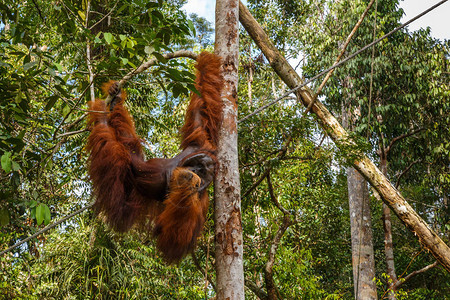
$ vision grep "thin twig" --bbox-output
[395,159,420,189]
[88,0,119,30]
[56,129,89,139]
[386,128,424,154]
[392,261,439,290]
[192,253,216,292]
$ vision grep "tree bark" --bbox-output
[347,168,377,299]
[380,154,398,299]
[238,1,450,272]
[343,102,377,300]
[214,0,245,299]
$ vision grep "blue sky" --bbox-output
[182,0,449,40]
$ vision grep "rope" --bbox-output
[238,0,448,124]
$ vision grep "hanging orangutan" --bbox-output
[86,52,223,263]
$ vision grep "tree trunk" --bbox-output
[214,0,245,299]
[238,1,450,272]
[343,101,377,300]
[347,168,377,299]
[380,154,397,299]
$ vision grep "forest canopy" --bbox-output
[0,0,448,299]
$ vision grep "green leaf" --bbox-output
[166,68,183,81]
[44,95,59,111]
[43,204,51,225]
[0,209,10,227]
[1,152,12,173]
[23,61,38,71]
[188,20,196,36]
[48,67,56,77]
[153,52,167,63]
[104,32,113,44]
[36,203,45,225]
[117,4,128,13]
[78,10,85,21]
[12,161,20,171]
[55,85,70,98]
[53,62,63,72]
[144,45,155,55]
[172,83,184,98]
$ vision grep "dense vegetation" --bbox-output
[1,0,448,298]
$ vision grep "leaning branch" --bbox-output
[238,0,450,272]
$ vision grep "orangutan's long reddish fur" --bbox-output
[86,52,223,263]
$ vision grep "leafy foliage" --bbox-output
[1,0,449,299]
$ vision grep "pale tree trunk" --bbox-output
[347,169,377,299]
[343,102,377,300]
[85,0,95,101]
[380,154,397,299]
[238,1,450,271]
[214,0,245,299]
